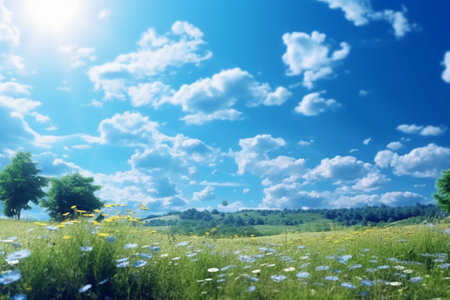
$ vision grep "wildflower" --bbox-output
[124,243,138,249]
[63,235,70,239]
[70,205,77,209]
[360,279,375,287]
[176,241,190,247]
[133,260,147,268]
[140,253,152,259]
[6,249,31,262]
[410,277,423,283]
[387,281,402,286]
[97,233,109,237]
[296,272,310,279]
[252,269,261,274]
[341,282,356,289]
[116,261,129,268]
[99,278,108,285]
[78,284,92,293]
[247,286,256,292]
[284,267,295,272]
[325,276,339,281]
[315,266,330,271]
[349,264,362,270]
[0,270,21,284]
[220,265,236,271]
[94,209,101,213]
[207,268,219,273]
[80,246,93,252]
[377,265,390,269]
[439,263,450,269]
[270,275,287,282]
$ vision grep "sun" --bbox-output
[24,0,81,34]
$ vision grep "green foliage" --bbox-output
[42,173,103,220]
[433,169,450,213]
[0,151,47,220]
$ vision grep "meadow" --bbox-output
[0,207,449,299]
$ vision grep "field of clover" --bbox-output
[0,205,449,300]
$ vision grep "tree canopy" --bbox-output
[42,173,103,220]
[433,169,450,213]
[0,151,48,220]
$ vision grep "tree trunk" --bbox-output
[17,209,21,220]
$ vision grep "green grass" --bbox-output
[0,217,449,299]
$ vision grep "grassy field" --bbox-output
[0,210,449,299]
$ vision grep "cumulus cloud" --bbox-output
[282,31,350,88]
[0,1,20,46]
[442,51,450,83]
[35,152,83,176]
[363,137,371,145]
[305,155,372,183]
[128,82,173,107]
[261,182,327,209]
[396,124,447,136]
[164,68,291,124]
[88,21,212,99]
[350,171,390,192]
[387,141,403,151]
[235,134,305,186]
[193,186,215,201]
[375,143,450,177]
[317,0,413,37]
[332,191,427,208]
[294,91,341,116]
[94,170,188,212]
[60,45,96,68]
[83,111,161,146]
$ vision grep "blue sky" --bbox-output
[1,0,450,219]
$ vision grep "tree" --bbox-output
[433,169,450,213]
[42,173,103,220]
[0,151,48,220]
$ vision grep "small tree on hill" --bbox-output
[433,169,450,213]
[0,151,48,220]
[42,173,103,220]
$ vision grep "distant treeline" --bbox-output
[144,203,443,236]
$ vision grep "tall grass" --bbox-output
[0,216,449,299]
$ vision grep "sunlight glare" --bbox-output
[25,0,81,34]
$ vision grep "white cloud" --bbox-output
[317,0,413,37]
[84,111,161,146]
[351,171,390,192]
[0,95,41,117]
[442,51,450,83]
[317,0,372,26]
[363,137,371,145]
[235,134,305,185]
[128,82,173,107]
[72,144,92,150]
[165,68,291,124]
[397,124,422,134]
[299,138,314,146]
[332,194,379,208]
[0,54,27,75]
[375,143,450,177]
[387,141,403,151]
[261,182,327,209]
[420,125,447,136]
[294,91,341,116]
[379,191,428,206]
[98,9,111,21]
[60,45,96,68]
[0,1,19,46]
[282,31,350,88]
[193,186,215,201]
[88,21,212,99]
[0,81,31,95]
[305,155,372,183]
[358,89,369,96]
[397,124,447,136]
[35,152,82,176]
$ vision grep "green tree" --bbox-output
[0,151,48,220]
[42,173,103,220]
[433,169,450,213]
